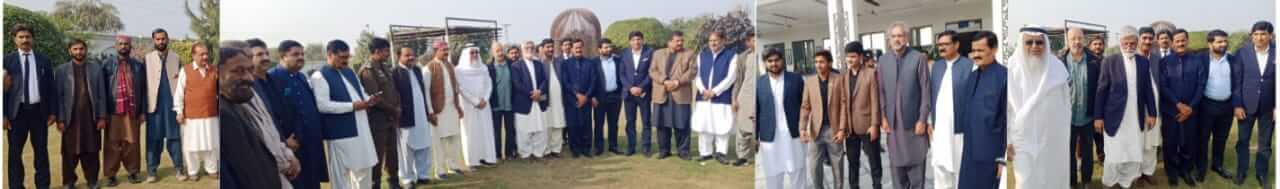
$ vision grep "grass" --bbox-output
[10,123,219,188]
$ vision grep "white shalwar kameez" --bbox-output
[310,67,378,189]
[691,53,738,157]
[173,64,219,176]
[515,59,548,158]
[757,75,805,189]
[1101,55,1145,188]
[397,64,434,185]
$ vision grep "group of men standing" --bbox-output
[754,22,1010,189]
[5,24,220,189]
[1055,21,1277,189]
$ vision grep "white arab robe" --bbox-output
[1006,30,1071,189]
[454,47,498,166]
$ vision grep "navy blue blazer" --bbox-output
[4,52,57,119]
[1156,52,1207,118]
[755,72,803,142]
[1094,55,1158,136]
[958,63,1007,164]
[102,56,148,117]
[393,65,432,128]
[511,59,550,114]
[620,47,653,101]
[595,55,626,103]
[1231,42,1276,115]
[559,56,600,104]
[928,56,973,126]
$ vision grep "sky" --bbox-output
[221,0,750,46]
[1005,0,1275,44]
[7,0,198,38]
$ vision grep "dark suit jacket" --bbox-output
[103,56,147,117]
[1156,52,1207,119]
[928,57,973,126]
[1057,51,1101,123]
[1231,42,1276,115]
[218,98,283,189]
[958,63,1007,164]
[511,59,549,114]
[1094,55,1158,136]
[4,52,57,120]
[559,56,600,107]
[54,61,108,123]
[595,55,626,103]
[620,47,653,102]
[756,72,803,142]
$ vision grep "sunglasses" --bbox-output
[1024,40,1045,46]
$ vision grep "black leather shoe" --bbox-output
[127,173,144,184]
[657,153,672,159]
[105,177,120,187]
[1182,175,1197,187]
[1233,175,1247,185]
[697,155,713,162]
[1213,167,1235,179]
[732,159,749,166]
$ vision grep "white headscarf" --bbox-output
[455,46,493,102]
[1007,26,1072,158]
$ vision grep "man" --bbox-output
[1134,27,1162,184]
[218,46,285,189]
[311,40,380,189]
[1088,35,1108,163]
[356,37,402,189]
[620,31,654,156]
[54,39,108,189]
[1157,30,1174,58]
[692,31,739,164]
[732,31,760,166]
[560,39,600,158]
[560,40,574,62]
[425,41,467,178]
[266,40,329,188]
[537,39,568,158]
[511,44,550,159]
[490,42,518,160]
[840,41,884,189]
[755,49,805,189]
[143,28,187,182]
[246,39,286,129]
[1156,29,1205,186]
[392,46,435,187]
[1231,21,1275,186]
[1006,27,1071,189]
[4,23,57,189]
[1194,30,1236,181]
[799,50,844,189]
[1090,36,1107,59]
[1096,26,1159,188]
[456,44,497,166]
[876,22,931,189]
[173,42,219,180]
[1060,27,1101,187]
[223,40,299,189]
[102,35,147,187]
[955,30,1008,189]
[595,39,625,156]
[649,32,696,160]
[926,30,970,189]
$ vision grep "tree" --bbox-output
[603,17,670,50]
[185,0,218,61]
[305,42,326,61]
[4,4,71,65]
[49,0,123,33]
[697,8,753,53]
[351,30,376,69]
[666,15,709,50]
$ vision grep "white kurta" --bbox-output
[397,64,433,184]
[173,65,219,152]
[930,59,963,188]
[1141,73,1162,175]
[424,61,466,176]
[691,54,740,135]
[455,60,497,166]
[310,68,378,188]
[544,61,567,129]
[1008,57,1071,189]
[516,60,548,157]
[1102,57,1144,188]
[758,75,804,179]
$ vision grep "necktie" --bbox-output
[23,53,31,103]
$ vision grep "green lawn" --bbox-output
[11,124,218,188]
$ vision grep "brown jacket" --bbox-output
[359,61,401,127]
[833,67,881,135]
[799,73,846,141]
[426,60,464,116]
[649,47,697,104]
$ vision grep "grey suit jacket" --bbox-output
[54,61,108,123]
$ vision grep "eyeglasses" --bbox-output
[1024,40,1045,46]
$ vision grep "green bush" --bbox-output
[604,17,671,50]
[4,4,71,66]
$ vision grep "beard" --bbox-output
[220,80,256,104]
